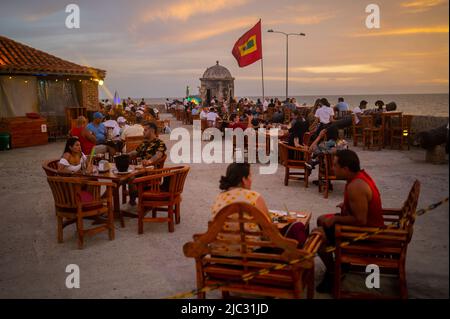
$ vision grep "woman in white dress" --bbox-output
[57,137,91,173]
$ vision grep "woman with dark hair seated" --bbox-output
[57,137,92,174]
[211,163,307,248]
[212,163,269,216]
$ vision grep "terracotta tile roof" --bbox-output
[0,35,106,78]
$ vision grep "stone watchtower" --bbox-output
[199,61,234,106]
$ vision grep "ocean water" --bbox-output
[143,93,449,117]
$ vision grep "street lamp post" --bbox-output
[267,29,305,101]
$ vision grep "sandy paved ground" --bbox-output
[0,114,448,299]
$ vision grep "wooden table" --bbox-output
[269,210,311,234]
[81,164,148,227]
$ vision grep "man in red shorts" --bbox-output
[315,149,384,293]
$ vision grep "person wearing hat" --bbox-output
[86,112,110,155]
[103,115,120,138]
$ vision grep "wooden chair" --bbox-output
[351,114,363,147]
[46,176,116,249]
[183,203,323,299]
[278,132,311,187]
[42,159,62,176]
[42,159,80,177]
[390,115,413,150]
[122,154,167,205]
[133,166,190,233]
[125,135,144,153]
[361,115,383,150]
[334,180,421,299]
[317,153,346,199]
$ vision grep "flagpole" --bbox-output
[260,19,265,101]
[261,57,265,101]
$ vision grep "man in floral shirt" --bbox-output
[127,121,167,205]
[130,121,166,166]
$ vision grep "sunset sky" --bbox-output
[1,0,448,98]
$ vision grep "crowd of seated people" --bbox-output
[69,98,164,159]
[171,96,399,151]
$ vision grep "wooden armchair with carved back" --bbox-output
[183,203,323,299]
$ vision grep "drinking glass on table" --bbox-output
[136,157,143,167]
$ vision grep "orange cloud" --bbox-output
[353,25,449,37]
[418,78,449,84]
[401,0,446,12]
[267,13,334,26]
[139,0,250,23]
[161,17,257,43]
[294,64,388,74]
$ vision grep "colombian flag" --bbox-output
[232,20,262,67]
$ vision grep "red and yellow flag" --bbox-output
[232,20,262,67]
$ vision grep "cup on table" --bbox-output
[136,157,142,166]
[288,211,297,222]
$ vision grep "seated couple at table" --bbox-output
[59,121,166,175]
[211,162,308,247]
